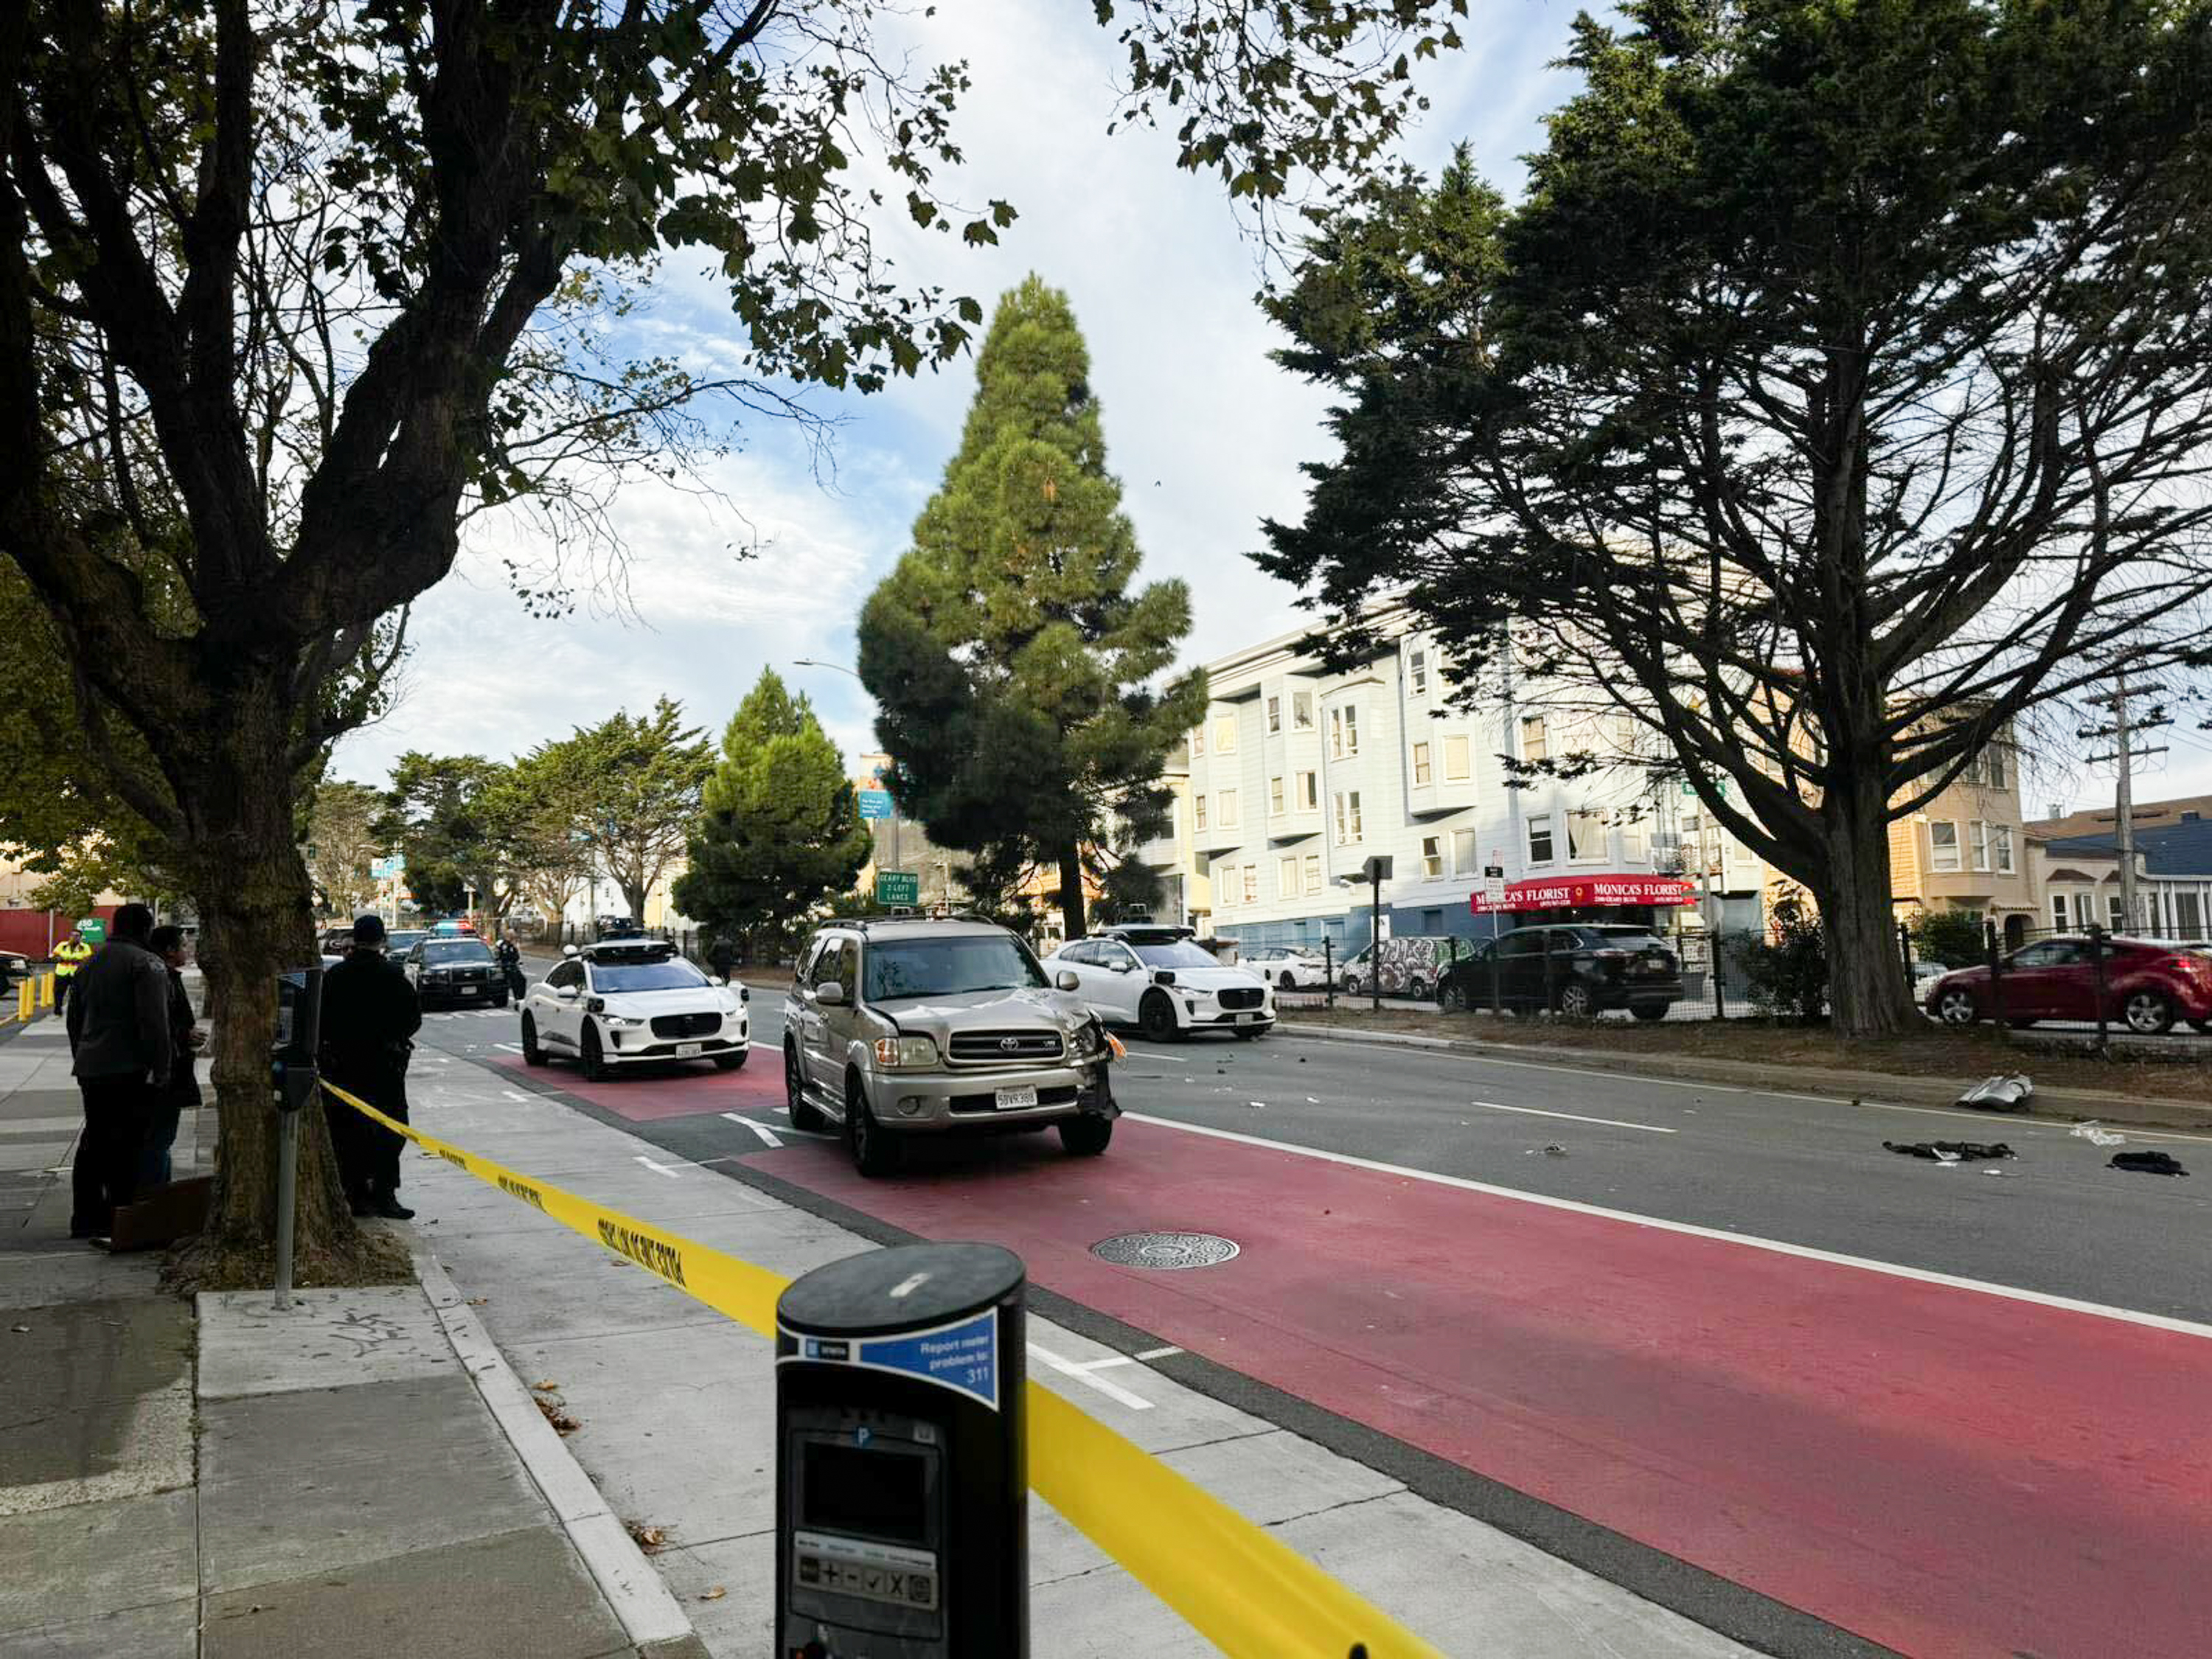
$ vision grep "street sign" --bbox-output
[858,789,894,822]
[1482,874,1507,908]
[76,917,106,944]
[370,854,406,880]
[1483,865,1505,879]
[876,870,919,906]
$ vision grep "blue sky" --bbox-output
[328,0,2211,813]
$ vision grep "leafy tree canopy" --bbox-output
[532,698,713,924]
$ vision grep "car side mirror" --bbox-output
[709,975,726,987]
[554,984,579,1001]
[817,981,846,1006]
[1110,959,1134,975]
[1055,969,1081,992]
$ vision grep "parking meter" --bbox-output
[776,1242,1028,1658]
[271,965,324,1113]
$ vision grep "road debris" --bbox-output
[625,1520,667,1552]
[1884,1140,2015,1163]
[700,1586,726,1601]
[1247,1101,1267,1109]
[533,1394,581,1435]
[2070,1122,2125,1148]
[1957,1074,2033,1112]
[2110,1150,2190,1178]
[1521,1144,1568,1157]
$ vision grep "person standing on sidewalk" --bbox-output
[52,928,94,1015]
[706,933,738,982]
[317,914,422,1220]
[139,925,204,1188]
[63,903,169,1239]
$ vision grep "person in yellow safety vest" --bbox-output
[52,932,94,1015]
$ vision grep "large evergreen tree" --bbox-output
[859,277,1205,941]
[673,670,871,946]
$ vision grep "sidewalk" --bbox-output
[0,1012,704,1659]
[393,1045,1772,1657]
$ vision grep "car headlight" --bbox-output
[600,1015,636,1029]
[872,1035,939,1069]
[1071,1020,1102,1057]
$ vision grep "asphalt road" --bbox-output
[411,987,2212,1659]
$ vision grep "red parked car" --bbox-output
[1926,936,2212,1035]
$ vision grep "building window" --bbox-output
[2179,891,2204,935]
[1218,788,1239,829]
[1303,854,1323,895]
[1293,691,1314,730]
[1443,734,1471,781]
[1966,744,2009,789]
[1214,860,1230,906]
[1295,771,1318,812]
[1191,725,1204,758]
[1527,813,1555,863]
[1520,714,1548,765]
[1969,820,1990,872]
[2051,894,2067,931]
[2109,893,2125,931]
[1242,864,1259,905]
[1330,705,1360,757]
[1266,695,1281,734]
[1992,825,2014,875]
[1193,794,1208,831]
[1409,647,1429,695]
[1452,828,1477,873]
[1333,790,1363,845]
[1412,742,1433,787]
[1568,809,1607,863]
[1929,821,1961,872]
[1279,855,1300,896]
[1215,716,1238,754]
[1421,835,1444,879]
[1269,776,1285,818]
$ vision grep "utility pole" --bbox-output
[2081,667,2172,933]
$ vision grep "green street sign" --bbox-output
[76,918,107,944]
[875,870,919,906]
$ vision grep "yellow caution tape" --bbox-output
[322,1079,1440,1658]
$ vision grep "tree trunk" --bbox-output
[620,877,648,923]
[1057,841,1086,942]
[1816,787,1917,1038]
[177,669,358,1262]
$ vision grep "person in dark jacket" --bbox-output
[706,933,738,981]
[317,914,422,1219]
[139,925,204,1187]
[494,931,525,1001]
[64,903,169,1239]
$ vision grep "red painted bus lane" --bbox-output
[742,1116,2212,1659]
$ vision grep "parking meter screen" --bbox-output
[802,1443,928,1546]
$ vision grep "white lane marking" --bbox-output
[493,1043,524,1054]
[633,1155,684,1178]
[1069,1346,1186,1373]
[1135,1345,1183,1362]
[1029,1343,1152,1411]
[501,1090,529,1102]
[721,1112,783,1150]
[1466,1099,1677,1135]
[1121,1113,2212,1343]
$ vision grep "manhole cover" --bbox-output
[1091,1231,1240,1270]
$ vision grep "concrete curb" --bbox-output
[414,1250,707,1659]
[1273,1019,2212,1130]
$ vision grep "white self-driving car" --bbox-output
[520,937,750,1079]
[1044,925,1275,1041]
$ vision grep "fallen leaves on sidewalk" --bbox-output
[533,1394,580,1435]
[532,1379,560,1392]
[699,1587,726,1601]
[625,1519,667,1553]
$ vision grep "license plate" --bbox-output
[675,1042,702,1057]
[994,1085,1038,1111]
[460,985,479,995]
[1238,1012,1261,1023]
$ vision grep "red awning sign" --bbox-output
[1470,875,1698,914]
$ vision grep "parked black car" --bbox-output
[1438,925,1682,1020]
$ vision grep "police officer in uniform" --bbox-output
[52,928,94,1014]
[317,914,422,1219]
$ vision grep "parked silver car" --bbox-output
[783,918,1121,1177]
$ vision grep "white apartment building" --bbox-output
[1141,611,1762,958]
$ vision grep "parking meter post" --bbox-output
[2090,925,2110,1053]
[273,1110,299,1311]
[1986,919,2008,1042]
[776,1242,1029,1658]
[1369,866,1382,1014]
[1711,935,1725,1020]
[269,965,325,1314]
[1323,939,1334,1011]
[1489,937,1503,1016]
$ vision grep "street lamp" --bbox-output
[791,657,863,681]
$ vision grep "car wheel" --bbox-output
[580,1024,610,1082]
[1059,1116,1113,1156]
[1557,982,1596,1019]
[2123,990,2176,1035]
[1138,992,1179,1043]
[1631,1004,1666,1022]
[520,1013,547,1068]
[1439,981,1467,1013]
[1933,988,1980,1026]
[1279,970,1297,990]
[713,1049,748,1071]
[1406,977,1430,1002]
[848,1078,900,1178]
[785,1043,827,1133]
